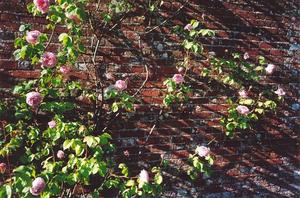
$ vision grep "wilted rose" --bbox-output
[243,52,249,60]
[66,12,81,24]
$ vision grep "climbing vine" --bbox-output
[0,0,284,197]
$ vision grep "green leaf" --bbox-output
[125,180,135,187]
[239,99,254,105]
[63,139,72,150]
[154,173,163,185]
[111,102,119,112]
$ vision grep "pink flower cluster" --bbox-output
[172,74,184,84]
[30,177,46,196]
[26,92,42,107]
[26,30,41,45]
[236,105,250,115]
[33,0,50,14]
[238,90,248,98]
[195,146,210,157]
[41,52,57,68]
[57,150,65,160]
[184,24,193,31]
[48,120,56,128]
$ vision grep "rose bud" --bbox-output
[56,150,65,160]
[0,163,7,174]
[26,92,42,107]
[236,105,250,115]
[115,80,127,91]
[33,0,50,14]
[265,64,276,75]
[26,30,41,45]
[30,177,46,196]
[172,74,184,84]
[195,146,210,157]
[48,120,56,129]
[178,67,185,73]
[139,169,149,184]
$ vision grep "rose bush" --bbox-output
[0,0,284,197]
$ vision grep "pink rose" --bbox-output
[115,80,127,91]
[26,30,41,45]
[172,74,184,84]
[238,90,248,98]
[59,66,71,74]
[26,92,42,107]
[195,146,210,157]
[33,0,50,14]
[30,177,46,196]
[57,150,65,160]
[66,12,81,24]
[184,24,193,31]
[139,169,149,183]
[41,52,57,68]
[0,163,7,174]
[265,64,276,74]
[48,120,56,128]
[274,88,286,96]
[243,52,249,60]
[236,105,250,115]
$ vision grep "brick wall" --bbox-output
[1,0,300,197]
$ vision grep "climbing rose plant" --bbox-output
[0,0,284,197]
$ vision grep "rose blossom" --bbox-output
[274,88,286,96]
[172,74,184,84]
[195,146,210,157]
[236,105,250,115]
[238,90,248,98]
[30,177,46,196]
[139,169,149,184]
[41,52,57,68]
[115,80,127,91]
[59,66,71,74]
[33,0,50,14]
[243,52,249,60]
[265,64,276,74]
[26,92,42,107]
[57,150,65,160]
[0,163,7,174]
[26,30,41,45]
[48,120,56,129]
[184,24,193,31]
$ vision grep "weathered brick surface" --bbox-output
[1,0,300,197]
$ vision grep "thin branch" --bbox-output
[142,0,189,35]
[45,25,56,50]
